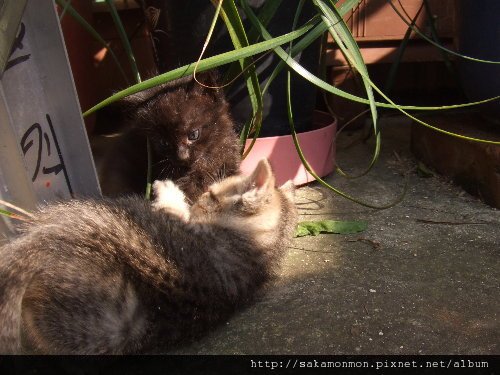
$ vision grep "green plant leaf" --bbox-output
[243,4,500,146]
[295,220,368,237]
[223,0,284,88]
[387,0,500,65]
[105,0,141,83]
[337,0,360,16]
[285,69,407,209]
[85,4,499,120]
[241,2,500,113]
[0,208,14,218]
[239,2,329,159]
[245,0,284,44]
[313,0,380,178]
[245,1,409,209]
[83,19,318,117]
[384,2,424,95]
[58,0,72,20]
[420,0,462,92]
[244,0,382,179]
[0,208,28,222]
[54,0,129,84]
[211,0,263,147]
[103,0,152,199]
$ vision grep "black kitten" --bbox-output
[95,72,241,202]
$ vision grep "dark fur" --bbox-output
[97,72,241,202]
[0,161,297,354]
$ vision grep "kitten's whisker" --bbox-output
[159,164,174,180]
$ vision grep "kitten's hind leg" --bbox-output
[21,272,147,354]
[152,180,190,221]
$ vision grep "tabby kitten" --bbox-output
[96,72,241,202]
[0,159,297,354]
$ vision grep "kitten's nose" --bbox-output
[177,145,190,161]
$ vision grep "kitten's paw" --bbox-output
[153,179,183,200]
[152,180,190,221]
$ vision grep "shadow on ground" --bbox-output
[174,117,499,355]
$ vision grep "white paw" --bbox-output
[153,180,185,203]
[152,180,190,221]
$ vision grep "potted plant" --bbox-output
[137,0,335,186]
[61,0,500,208]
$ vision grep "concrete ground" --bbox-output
[175,116,499,355]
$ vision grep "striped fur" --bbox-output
[0,159,297,354]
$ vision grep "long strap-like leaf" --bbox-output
[388,0,500,65]
[104,0,153,199]
[242,4,500,145]
[314,0,380,178]
[55,0,129,84]
[286,71,408,209]
[83,19,318,116]
[105,0,141,83]
[210,0,263,147]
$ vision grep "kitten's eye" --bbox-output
[188,129,200,141]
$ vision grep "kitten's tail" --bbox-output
[0,242,37,353]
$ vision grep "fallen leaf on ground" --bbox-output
[295,220,367,237]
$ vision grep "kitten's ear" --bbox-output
[252,159,275,188]
[242,159,275,209]
[120,86,162,106]
[192,70,226,101]
[121,74,195,106]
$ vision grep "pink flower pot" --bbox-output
[240,111,337,186]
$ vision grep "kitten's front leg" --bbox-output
[152,180,190,222]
